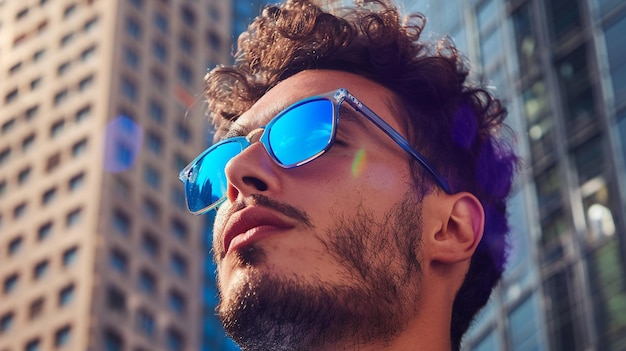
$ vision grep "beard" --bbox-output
[216,192,424,351]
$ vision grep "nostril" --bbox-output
[242,176,268,191]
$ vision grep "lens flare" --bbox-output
[351,148,367,177]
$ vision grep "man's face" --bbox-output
[212,70,439,350]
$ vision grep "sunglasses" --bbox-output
[179,88,451,214]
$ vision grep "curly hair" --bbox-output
[205,0,519,349]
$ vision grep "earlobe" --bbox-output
[431,193,484,264]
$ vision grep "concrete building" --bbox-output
[408,0,626,350]
[0,0,231,350]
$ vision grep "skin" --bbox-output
[212,70,485,351]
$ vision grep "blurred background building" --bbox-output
[0,0,232,350]
[2,0,626,351]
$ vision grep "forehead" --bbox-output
[226,70,405,135]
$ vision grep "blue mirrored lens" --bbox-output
[267,99,334,166]
[184,139,243,212]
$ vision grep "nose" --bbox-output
[224,141,281,204]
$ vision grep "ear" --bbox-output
[429,192,484,264]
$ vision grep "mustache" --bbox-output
[225,194,313,228]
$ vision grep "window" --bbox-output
[68,172,85,190]
[138,269,156,294]
[76,105,91,122]
[110,248,128,274]
[175,122,191,143]
[171,186,186,210]
[58,61,71,76]
[171,219,188,242]
[123,46,140,68]
[154,11,168,33]
[181,6,196,28]
[128,0,143,9]
[72,138,88,157]
[16,7,29,20]
[50,119,65,138]
[60,32,74,47]
[84,16,98,32]
[113,209,131,235]
[177,63,193,86]
[144,165,161,189]
[30,77,42,90]
[3,273,18,294]
[8,236,23,256]
[135,308,155,336]
[22,133,36,152]
[146,131,162,154]
[25,105,39,120]
[178,34,194,55]
[9,61,22,75]
[5,88,18,104]
[13,202,27,219]
[78,75,94,92]
[63,4,76,18]
[206,30,222,51]
[141,232,159,257]
[149,100,164,122]
[121,77,138,102]
[18,166,31,184]
[104,328,124,351]
[81,45,96,61]
[166,327,184,351]
[150,68,167,88]
[2,118,15,134]
[168,289,185,315]
[170,253,187,277]
[0,311,13,333]
[59,283,74,307]
[66,207,82,227]
[142,198,160,220]
[107,285,127,312]
[0,147,10,165]
[53,89,69,106]
[42,187,57,205]
[33,260,49,280]
[126,17,142,40]
[55,325,72,346]
[152,40,168,63]
[37,222,53,241]
[0,180,6,198]
[25,338,41,351]
[62,246,78,266]
[46,152,61,173]
[29,297,44,320]
[33,49,45,62]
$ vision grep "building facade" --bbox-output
[408,0,626,350]
[0,0,231,350]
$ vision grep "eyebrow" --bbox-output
[338,104,377,136]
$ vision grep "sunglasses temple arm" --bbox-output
[342,94,453,194]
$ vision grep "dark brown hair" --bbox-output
[205,1,518,349]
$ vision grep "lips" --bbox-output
[222,206,295,255]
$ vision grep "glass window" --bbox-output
[146,131,163,154]
[138,269,156,294]
[55,325,72,347]
[476,0,497,32]
[150,68,167,88]
[5,88,18,104]
[1,118,15,134]
[9,61,22,75]
[13,202,27,219]
[168,289,185,315]
[143,198,160,220]
[81,45,96,61]
[110,248,128,274]
[0,179,6,198]
[171,187,186,210]
[154,11,168,33]
[508,295,542,351]
[8,236,23,255]
[104,328,124,351]
[121,77,138,102]
[604,16,626,110]
[72,138,88,157]
[3,273,18,294]
[1,311,14,332]
[46,152,61,173]
[135,308,155,336]
[18,166,31,184]
[166,327,184,351]
[25,338,40,351]
[38,221,53,241]
[59,284,75,306]
[180,6,196,28]
[107,286,127,312]
[33,260,49,280]
[0,147,10,165]
[178,34,194,55]
[170,253,187,277]
[78,75,94,92]
[113,209,131,235]
[33,48,46,62]
[545,269,581,349]
[144,165,161,189]
[171,219,188,242]
[22,133,36,152]
[152,40,168,63]
[42,187,57,205]
[60,32,74,47]
[58,61,71,76]
[206,30,221,51]
[142,232,160,257]
[128,0,143,9]
[30,77,42,90]
[29,297,44,320]
[175,122,191,143]
[63,246,78,266]
[557,44,596,128]
[66,207,82,227]
[53,89,69,106]
[545,0,582,44]
[177,63,193,86]
[69,172,85,191]
[76,105,91,122]
[84,16,98,32]
[512,2,538,74]
[535,165,561,208]
[149,100,164,123]
[25,105,39,120]
[63,4,76,18]
[126,17,142,40]
[573,136,604,185]
[123,46,140,69]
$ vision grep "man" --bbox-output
[179,0,518,350]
